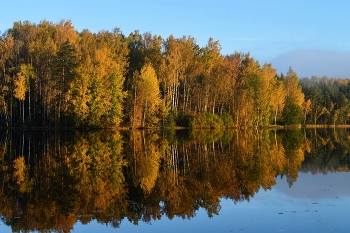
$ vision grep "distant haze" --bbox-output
[270,49,350,78]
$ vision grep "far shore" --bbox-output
[0,124,350,130]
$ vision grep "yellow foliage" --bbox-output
[13,156,26,184]
[139,149,161,194]
[134,64,162,128]
[14,74,26,101]
[14,64,36,101]
[284,68,305,107]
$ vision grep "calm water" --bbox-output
[0,128,349,232]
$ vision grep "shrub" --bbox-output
[189,113,224,129]
[164,112,176,128]
[219,112,234,128]
[175,112,193,127]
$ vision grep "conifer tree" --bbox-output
[52,40,78,125]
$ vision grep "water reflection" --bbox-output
[0,128,349,232]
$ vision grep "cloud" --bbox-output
[270,49,350,78]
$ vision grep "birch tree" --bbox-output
[133,64,162,128]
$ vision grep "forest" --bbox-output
[1,20,350,128]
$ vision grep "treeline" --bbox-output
[300,77,350,125]
[0,20,349,128]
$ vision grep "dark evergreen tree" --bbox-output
[282,97,303,125]
[51,40,78,126]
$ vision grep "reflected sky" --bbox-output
[275,172,350,199]
[1,172,349,232]
[225,172,350,233]
[70,172,350,233]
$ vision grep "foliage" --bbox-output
[175,111,193,127]
[0,20,349,128]
[132,64,162,128]
[1,129,350,230]
[282,97,303,125]
[219,112,234,127]
[189,113,224,129]
[189,112,234,129]
[163,111,177,128]
[300,76,350,125]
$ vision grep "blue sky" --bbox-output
[1,0,350,78]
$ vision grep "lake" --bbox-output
[0,128,349,232]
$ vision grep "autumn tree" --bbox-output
[14,64,36,125]
[0,32,15,126]
[133,64,162,128]
[28,20,58,127]
[159,35,182,112]
[68,56,92,125]
[85,48,113,127]
[235,54,261,126]
[256,63,277,126]
[143,32,163,75]
[283,67,304,107]
[224,53,241,125]
[13,156,26,184]
[108,65,126,127]
[302,99,312,125]
[272,80,286,125]
[199,38,223,114]
[3,19,349,128]
[282,67,304,125]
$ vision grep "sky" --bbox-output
[1,0,350,78]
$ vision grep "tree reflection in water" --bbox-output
[0,128,349,232]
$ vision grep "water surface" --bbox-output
[0,128,349,232]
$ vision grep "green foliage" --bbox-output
[68,57,92,125]
[219,112,234,128]
[300,76,350,125]
[280,129,303,157]
[190,113,224,129]
[163,112,176,128]
[189,112,233,129]
[52,40,78,93]
[282,97,303,125]
[108,66,127,127]
[175,111,193,127]
[87,72,111,127]
[190,128,231,143]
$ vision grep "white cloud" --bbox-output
[270,49,350,78]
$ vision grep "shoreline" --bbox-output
[0,124,350,130]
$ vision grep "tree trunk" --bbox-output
[22,100,24,126]
[142,99,147,128]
